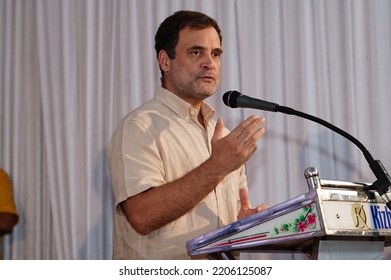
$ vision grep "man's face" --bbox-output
[161,26,223,106]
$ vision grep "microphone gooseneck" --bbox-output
[222,90,391,209]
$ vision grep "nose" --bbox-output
[201,54,216,70]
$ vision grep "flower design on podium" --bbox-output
[273,204,317,235]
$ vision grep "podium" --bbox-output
[186,167,391,260]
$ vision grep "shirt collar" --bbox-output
[155,87,216,123]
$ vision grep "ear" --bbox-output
[158,50,170,72]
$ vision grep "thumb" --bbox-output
[212,117,224,143]
[239,188,251,210]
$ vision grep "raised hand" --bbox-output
[210,115,266,176]
[237,188,268,220]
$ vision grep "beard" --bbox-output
[166,69,219,102]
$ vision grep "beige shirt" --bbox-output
[108,87,247,259]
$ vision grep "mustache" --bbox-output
[197,71,217,79]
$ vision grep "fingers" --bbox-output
[210,115,265,175]
[230,115,265,144]
[237,188,269,220]
[239,189,268,213]
[255,203,269,212]
[211,117,224,143]
[239,188,251,210]
[240,117,265,144]
[243,127,265,151]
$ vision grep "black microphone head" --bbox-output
[222,90,242,108]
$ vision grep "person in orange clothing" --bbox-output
[0,168,19,236]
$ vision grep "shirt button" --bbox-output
[190,110,196,116]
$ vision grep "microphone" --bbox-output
[223,90,278,112]
[222,90,391,210]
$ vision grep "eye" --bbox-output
[191,50,202,56]
[212,49,223,58]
